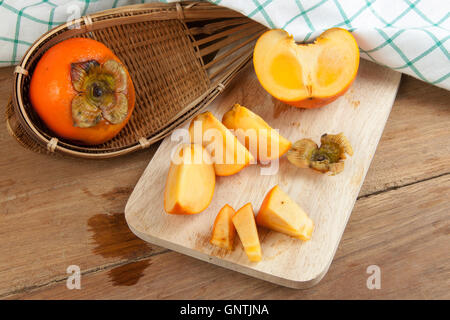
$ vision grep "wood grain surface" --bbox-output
[125,59,401,288]
[8,175,449,299]
[0,61,449,299]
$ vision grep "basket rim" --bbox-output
[11,1,251,159]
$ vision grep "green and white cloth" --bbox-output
[1,0,449,89]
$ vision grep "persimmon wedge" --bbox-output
[222,104,291,162]
[253,28,359,108]
[256,185,313,240]
[189,111,254,176]
[232,203,262,262]
[210,204,236,250]
[164,144,215,214]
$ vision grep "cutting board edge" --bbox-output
[125,218,329,289]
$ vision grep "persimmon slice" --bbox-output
[232,203,262,262]
[189,111,254,176]
[256,185,314,240]
[164,144,215,215]
[210,204,236,250]
[222,104,292,162]
[253,28,360,108]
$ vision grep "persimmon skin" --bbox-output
[29,38,135,145]
[280,79,355,109]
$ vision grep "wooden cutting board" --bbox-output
[125,59,401,288]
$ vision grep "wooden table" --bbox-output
[0,64,449,299]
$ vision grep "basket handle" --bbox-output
[175,2,199,20]
[14,66,29,76]
[46,137,59,152]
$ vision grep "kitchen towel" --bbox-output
[0,0,448,89]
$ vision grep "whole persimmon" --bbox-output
[29,38,135,145]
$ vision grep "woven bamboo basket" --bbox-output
[5,1,267,158]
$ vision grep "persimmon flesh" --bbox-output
[256,185,314,240]
[210,204,236,250]
[232,203,262,262]
[189,111,254,176]
[253,28,359,108]
[164,144,215,215]
[222,104,291,162]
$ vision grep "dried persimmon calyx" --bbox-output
[102,60,128,92]
[101,93,128,124]
[287,133,353,175]
[70,60,100,92]
[72,94,102,128]
[286,138,318,168]
[70,59,128,128]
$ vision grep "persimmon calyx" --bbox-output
[287,133,353,175]
[70,59,128,128]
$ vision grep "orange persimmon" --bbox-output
[29,38,135,145]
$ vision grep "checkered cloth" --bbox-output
[1,0,449,90]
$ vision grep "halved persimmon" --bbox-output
[253,28,359,109]
[29,38,135,145]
